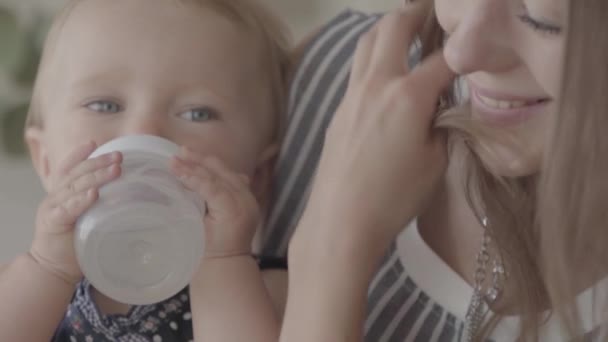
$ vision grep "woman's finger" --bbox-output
[404,51,456,123]
[370,4,428,76]
[350,25,378,83]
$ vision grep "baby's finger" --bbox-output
[176,151,247,192]
[179,146,206,166]
[202,156,249,192]
[56,141,97,176]
[55,163,121,204]
[174,158,241,197]
[177,172,238,219]
[172,156,212,180]
[47,188,98,229]
[55,152,122,194]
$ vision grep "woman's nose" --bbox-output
[442,2,517,75]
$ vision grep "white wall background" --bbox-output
[0,0,399,262]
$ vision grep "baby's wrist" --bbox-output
[26,250,82,286]
[203,250,253,261]
[192,253,257,282]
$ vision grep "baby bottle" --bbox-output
[75,135,205,305]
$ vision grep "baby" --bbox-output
[0,0,290,341]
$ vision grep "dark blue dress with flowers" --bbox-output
[52,257,286,342]
[52,279,193,342]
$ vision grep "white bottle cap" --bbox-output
[75,135,205,305]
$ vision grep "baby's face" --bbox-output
[28,0,277,190]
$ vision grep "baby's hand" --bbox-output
[171,148,259,259]
[30,141,122,284]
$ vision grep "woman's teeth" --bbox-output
[477,93,541,110]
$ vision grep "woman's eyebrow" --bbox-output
[524,0,566,22]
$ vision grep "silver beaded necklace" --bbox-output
[462,218,507,342]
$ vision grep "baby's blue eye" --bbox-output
[180,107,217,122]
[86,101,122,113]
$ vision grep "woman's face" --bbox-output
[434,0,568,177]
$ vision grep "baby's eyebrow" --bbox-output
[68,69,129,89]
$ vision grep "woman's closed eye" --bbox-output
[519,3,563,36]
[518,14,562,35]
[85,100,122,113]
[179,106,219,122]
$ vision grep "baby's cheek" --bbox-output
[191,145,254,174]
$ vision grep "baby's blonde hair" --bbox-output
[26,0,291,142]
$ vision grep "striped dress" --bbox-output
[260,9,608,342]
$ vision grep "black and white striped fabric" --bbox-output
[261,9,607,342]
[262,10,383,257]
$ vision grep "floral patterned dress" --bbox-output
[51,257,286,341]
[52,279,193,342]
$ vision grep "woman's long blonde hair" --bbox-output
[416,0,608,340]
[539,0,608,338]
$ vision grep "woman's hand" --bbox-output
[292,4,455,269]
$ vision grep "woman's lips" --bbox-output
[468,82,551,125]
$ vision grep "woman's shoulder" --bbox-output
[288,9,423,118]
[290,9,383,90]
[261,10,385,258]
[298,9,382,51]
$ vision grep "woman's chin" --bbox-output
[477,143,541,179]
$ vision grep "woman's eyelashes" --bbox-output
[518,3,563,36]
[518,13,562,35]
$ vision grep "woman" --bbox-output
[263,0,608,340]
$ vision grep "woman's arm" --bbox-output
[0,255,76,342]
[262,268,288,318]
[281,216,377,342]
[279,4,454,341]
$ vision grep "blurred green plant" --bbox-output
[0,5,47,157]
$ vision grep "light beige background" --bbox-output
[0,0,398,262]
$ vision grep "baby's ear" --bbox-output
[25,126,52,191]
[251,143,279,211]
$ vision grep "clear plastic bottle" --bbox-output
[75,135,205,305]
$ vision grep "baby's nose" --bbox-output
[125,117,165,137]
